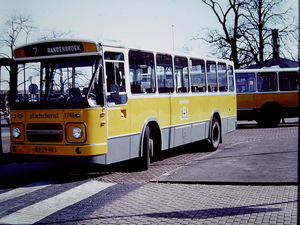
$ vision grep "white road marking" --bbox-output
[0,180,116,224]
[0,180,56,202]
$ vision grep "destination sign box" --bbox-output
[23,41,84,57]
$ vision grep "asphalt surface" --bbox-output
[152,137,298,184]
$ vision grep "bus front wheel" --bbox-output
[139,126,151,171]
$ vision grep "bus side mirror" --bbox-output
[110,84,120,99]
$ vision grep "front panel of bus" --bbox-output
[11,41,109,163]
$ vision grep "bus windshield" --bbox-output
[12,57,101,109]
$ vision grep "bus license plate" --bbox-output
[33,147,57,153]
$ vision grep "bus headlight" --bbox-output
[72,127,82,139]
[12,127,21,138]
[66,123,86,143]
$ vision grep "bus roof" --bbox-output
[13,38,233,65]
[236,67,299,73]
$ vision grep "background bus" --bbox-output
[10,39,236,170]
[236,67,299,127]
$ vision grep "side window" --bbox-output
[228,65,235,92]
[206,61,217,92]
[190,58,206,92]
[175,56,189,93]
[257,72,277,92]
[104,52,127,105]
[236,72,255,92]
[279,71,299,91]
[129,50,155,94]
[106,62,125,92]
[218,63,227,92]
[156,54,174,93]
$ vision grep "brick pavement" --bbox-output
[76,123,298,225]
[74,183,297,225]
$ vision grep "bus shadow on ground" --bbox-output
[52,200,292,224]
[62,140,213,179]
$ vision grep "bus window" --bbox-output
[129,50,155,94]
[207,61,217,92]
[190,58,206,92]
[156,54,174,93]
[15,59,99,104]
[228,65,235,92]
[175,56,189,93]
[16,63,40,102]
[218,63,227,92]
[279,71,299,91]
[106,62,125,92]
[104,51,124,61]
[236,73,255,92]
[105,61,126,105]
[257,72,277,92]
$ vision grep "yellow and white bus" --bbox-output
[236,67,299,127]
[10,39,236,170]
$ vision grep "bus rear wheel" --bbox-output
[208,118,221,151]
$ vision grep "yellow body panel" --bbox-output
[237,92,298,109]
[108,94,236,136]
[107,105,130,137]
[278,92,298,107]
[10,108,108,156]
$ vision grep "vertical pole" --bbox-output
[0,65,3,159]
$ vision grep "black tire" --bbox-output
[258,104,282,127]
[139,126,151,171]
[209,118,221,151]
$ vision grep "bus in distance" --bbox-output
[236,67,299,127]
[10,39,236,170]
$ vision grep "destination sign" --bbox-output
[23,41,84,57]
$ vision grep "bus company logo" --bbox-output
[180,107,188,120]
[16,113,24,118]
[30,113,59,119]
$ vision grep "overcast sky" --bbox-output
[0,0,222,56]
[0,0,298,56]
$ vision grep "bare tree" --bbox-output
[239,0,298,63]
[38,28,74,41]
[197,0,298,68]
[0,13,37,58]
[198,0,245,68]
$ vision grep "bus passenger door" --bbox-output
[104,61,130,163]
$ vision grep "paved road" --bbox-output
[152,137,297,184]
[0,121,298,224]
